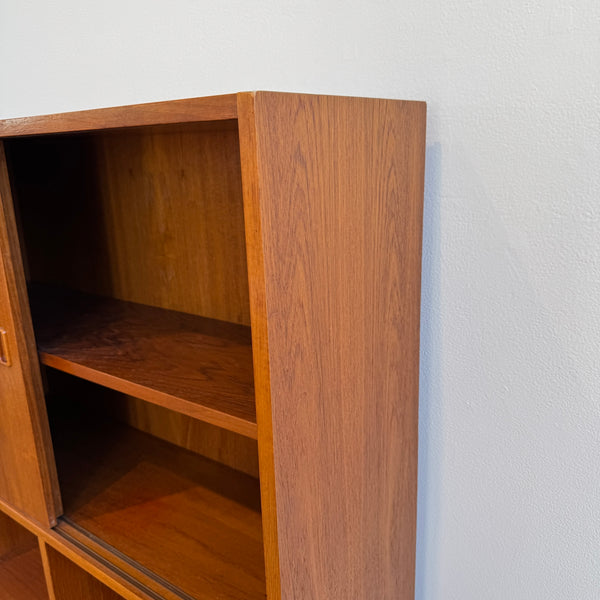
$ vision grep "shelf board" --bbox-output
[30,284,257,439]
[0,546,49,600]
[0,93,238,137]
[51,412,266,600]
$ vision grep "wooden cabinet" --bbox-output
[0,92,426,600]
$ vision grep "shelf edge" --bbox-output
[0,94,239,137]
[40,353,259,440]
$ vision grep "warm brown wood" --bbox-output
[49,407,266,600]
[249,92,426,599]
[38,541,57,600]
[43,368,260,478]
[0,510,37,557]
[237,92,282,600]
[44,545,125,600]
[0,91,425,600]
[110,395,260,477]
[0,327,11,366]
[0,498,165,600]
[0,143,62,526]
[0,511,49,600]
[30,285,257,438]
[0,94,238,137]
[0,548,49,600]
[7,121,250,325]
[55,521,202,600]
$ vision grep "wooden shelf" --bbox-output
[0,546,49,600]
[29,284,257,439]
[50,410,266,600]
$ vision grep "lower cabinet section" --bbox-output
[0,508,129,600]
[0,369,266,600]
[45,370,266,600]
[43,546,124,600]
[0,512,48,600]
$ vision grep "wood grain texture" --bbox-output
[0,547,49,600]
[0,94,238,137]
[0,143,61,526]
[49,408,266,600]
[38,541,57,600]
[7,121,250,325]
[0,511,49,600]
[0,500,159,600]
[0,510,38,558]
[0,499,162,600]
[44,546,125,600]
[251,92,426,599]
[31,285,257,438]
[109,395,260,477]
[43,367,259,478]
[237,92,282,600]
[0,91,425,600]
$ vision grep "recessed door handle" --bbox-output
[0,328,11,367]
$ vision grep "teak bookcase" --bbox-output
[0,91,426,600]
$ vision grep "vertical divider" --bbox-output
[38,539,57,600]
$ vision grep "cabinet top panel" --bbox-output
[0,92,426,138]
[0,93,239,137]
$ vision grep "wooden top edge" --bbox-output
[0,91,426,138]
[0,93,239,137]
[252,90,426,106]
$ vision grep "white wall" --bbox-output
[1,1,599,598]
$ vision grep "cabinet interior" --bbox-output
[0,511,48,600]
[4,120,266,600]
[44,545,126,600]
[45,369,265,600]
[6,120,250,324]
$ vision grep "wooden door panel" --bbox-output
[0,142,61,526]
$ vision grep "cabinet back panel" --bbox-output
[109,395,260,478]
[0,510,37,558]
[6,120,251,325]
[112,400,261,478]
[44,368,259,477]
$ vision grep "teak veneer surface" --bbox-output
[0,512,49,600]
[0,94,238,137]
[0,144,61,526]
[245,92,426,599]
[0,500,178,600]
[43,545,125,600]
[107,395,261,478]
[7,123,250,326]
[30,285,257,438]
[0,546,49,600]
[0,91,425,600]
[50,412,266,600]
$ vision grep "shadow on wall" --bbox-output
[416,141,441,600]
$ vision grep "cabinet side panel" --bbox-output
[253,93,426,599]
[0,143,62,526]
